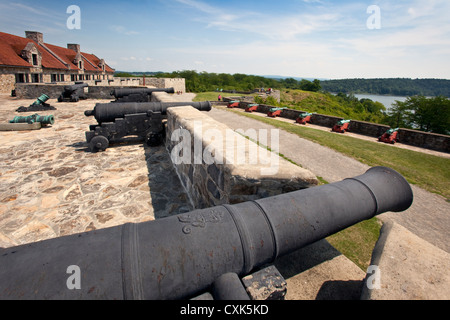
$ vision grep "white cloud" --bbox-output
[110,25,140,36]
[174,0,342,40]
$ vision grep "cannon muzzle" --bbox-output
[0,167,413,300]
[84,101,212,123]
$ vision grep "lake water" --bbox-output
[354,94,408,111]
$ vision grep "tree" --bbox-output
[408,96,450,134]
[383,96,450,134]
[384,100,412,129]
[299,79,321,92]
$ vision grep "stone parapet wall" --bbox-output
[150,91,318,209]
[165,106,319,209]
[226,98,450,153]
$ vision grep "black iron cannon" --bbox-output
[84,101,212,151]
[111,87,176,102]
[0,167,413,300]
[58,82,88,102]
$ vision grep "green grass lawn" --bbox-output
[218,106,450,270]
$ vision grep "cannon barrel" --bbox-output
[111,87,175,99]
[84,101,212,123]
[31,94,50,106]
[9,114,54,126]
[0,167,413,300]
[63,83,88,92]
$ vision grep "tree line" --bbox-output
[320,78,450,97]
[115,70,322,93]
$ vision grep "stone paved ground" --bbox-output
[0,95,191,248]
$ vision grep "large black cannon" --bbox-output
[84,101,212,151]
[111,87,176,102]
[0,167,413,300]
[58,82,88,102]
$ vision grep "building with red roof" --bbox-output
[0,31,115,94]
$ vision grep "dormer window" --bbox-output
[32,54,38,66]
[79,61,82,69]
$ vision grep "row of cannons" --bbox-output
[228,101,400,145]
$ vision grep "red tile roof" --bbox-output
[0,32,68,69]
[82,52,115,73]
[43,43,80,70]
[0,31,114,73]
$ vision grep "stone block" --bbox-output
[361,222,450,300]
[242,266,287,300]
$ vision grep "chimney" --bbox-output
[25,31,43,44]
[67,44,80,53]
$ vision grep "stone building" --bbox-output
[0,31,115,94]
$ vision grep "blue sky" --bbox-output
[0,0,449,79]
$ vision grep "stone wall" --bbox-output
[15,83,143,99]
[227,99,450,153]
[141,77,186,93]
[14,78,185,99]
[0,72,15,95]
[165,106,319,209]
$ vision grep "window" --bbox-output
[51,74,57,82]
[15,74,25,83]
[60,74,65,82]
[79,61,82,69]
[71,74,76,81]
[32,74,40,83]
[32,54,38,66]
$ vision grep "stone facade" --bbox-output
[0,71,16,95]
